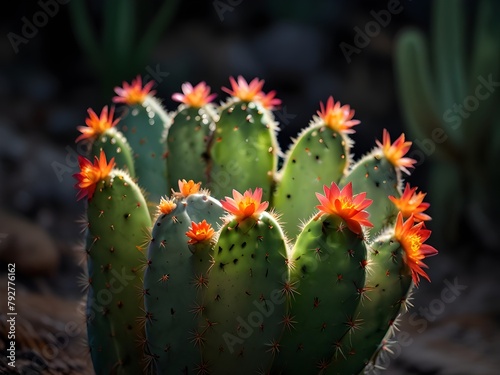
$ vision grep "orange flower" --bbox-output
[113,75,156,105]
[74,150,115,201]
[317,96,360,134]
[171,81,217,108]
[394,212,438,286]
[186,220,215,244]
[175,179,201,198]
[157,197,177,215]
[389,183,431,222]
[221,188,269,221]
[222,76,265,102]
[255,90,281,110]
[76,106,119,143]
[315,182,373,235]
[376,129,416,175]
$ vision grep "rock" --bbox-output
[0,211,60,276]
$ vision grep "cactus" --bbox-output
[207,76,281,200]
[274,97,357,239]
[76,106,135,177]
[328,213,437,374]
[395,0,500,250]
[273,182,372,374]
[167,82,218,188]
[113,76,170,206]
[74,150,151,374]
[143,180,225,374]
[341,129,416,237]
[202,188,288,374]
[74,76,439,374]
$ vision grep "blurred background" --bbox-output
[1,0,499,373]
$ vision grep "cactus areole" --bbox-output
[74,76,438,374]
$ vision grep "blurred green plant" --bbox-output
[69,0,179,94]
[395,0,500,251]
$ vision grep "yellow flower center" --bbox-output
[238,197,257,215]
[338,197,355,211]
[408,233,422,257]
[324,110,344,130]
[185,91,205,107]
[125,89,147,105]
[81,165,101,186]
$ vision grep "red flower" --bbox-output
[315,182,373,235]
[157,197,177,215]
[74,150,115,201]
[113,75,155,105]
[222,76,265,102]
[186,220,215,244]
[317,96,360,134]
[376,129,416,175]
[171,81,217,108]
[389,183,431,222]
[394,212,438,286]
[221,188,269,221]
[174,179,201,198]
[76,106,119,143]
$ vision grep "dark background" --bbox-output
[1,1,499,374]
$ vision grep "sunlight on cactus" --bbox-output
[74,76,438,375]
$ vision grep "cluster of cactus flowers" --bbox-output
[74,76,438,375]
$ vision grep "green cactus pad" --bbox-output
[273,124,351,239]
[143,193,224,374]
[341,152,401,238]
[166,105,216,188]
[85,170,151,375]
[91,128,135,178]
[207,100,279,200]
[272,214,367,375]
[118,96,170,206]
[202,212,288,374]
[326,233,413,375]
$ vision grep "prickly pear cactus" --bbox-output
[166,82,218,188]
[274,97,357,239]
[143,180,225,374]
[207,77,281,200]
[113,76,170,207]
[74,75,439,375]
[273,182,372,374]
[74,150,151,374]
[202,188,288,374]
[76,106,135,177]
